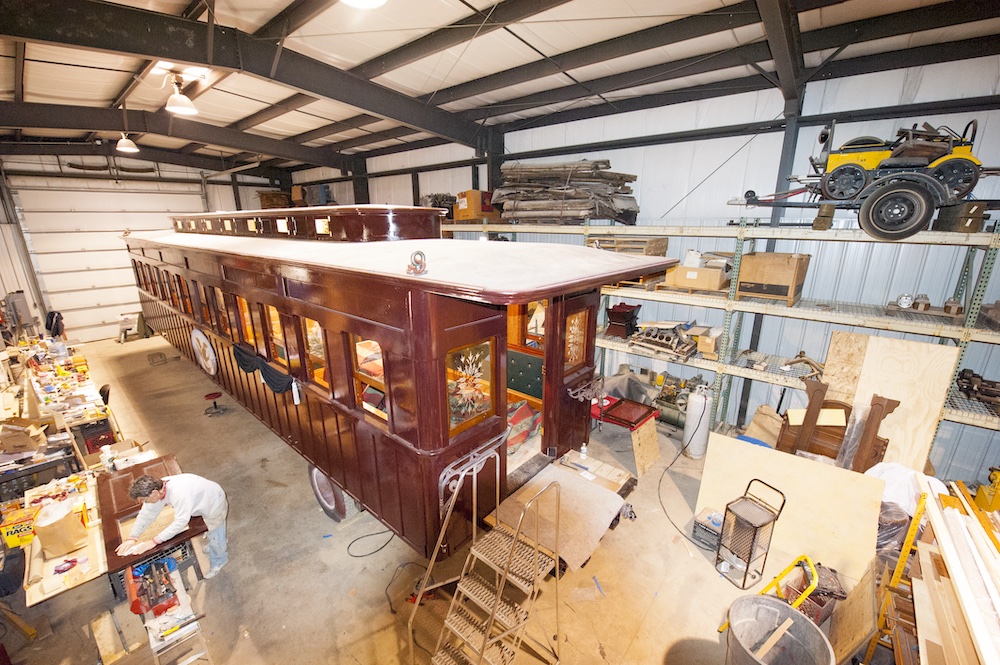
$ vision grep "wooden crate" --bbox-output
[586,236,668,256]
[736,252,811,306]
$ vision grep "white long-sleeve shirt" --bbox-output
[129,474,228,544]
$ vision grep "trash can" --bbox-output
[726,595,834,665]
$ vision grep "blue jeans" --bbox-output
[207,522,228,569]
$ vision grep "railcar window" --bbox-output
[174,276,193,315]
[303,319,328,388]
[213,287,231,338]
[267,306,287,366]
[446,339,494,434]
[195,282,213,327]
[157,269,168,302]
[235,296,255,346]
[352,336,387,420]
[165,272,179,308]
[523,300,547,350]
[564,308,589,371]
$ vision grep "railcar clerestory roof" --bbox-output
[126,230,677,305]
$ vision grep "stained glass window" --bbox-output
[446,340,493,433]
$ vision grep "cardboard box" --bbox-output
[1,506,40,548]
[1,418,47,453]
[736,252,811,306]
[697,327,723,355]
[665,265,731,291]
[932,202,986,233]
[453,190,501,221]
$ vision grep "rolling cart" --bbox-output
[716,479,785,589]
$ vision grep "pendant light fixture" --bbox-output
[116,102,139,153]
[116,133,139,153]
[166,74,198,116]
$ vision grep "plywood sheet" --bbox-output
[854,336,958,471]
[631,418,659,477]
[824,331,868,403]
[696,433,883,584]
[829,560,878,665]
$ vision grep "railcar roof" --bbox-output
[127,230,677,305]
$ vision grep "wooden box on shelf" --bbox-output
[736,252,811,307]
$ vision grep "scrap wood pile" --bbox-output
[492,160,639,225]
[915,476,1000,665]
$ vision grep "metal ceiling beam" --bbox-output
[464,0,999,123]
[13,41,24,103]
[494,34,1000,134]
[325,127,419,152]
[0,0,485,148]
[0,141,287,179]
[290,114,382,144]
[755,0,804,110]
[255,0,341,40]
[232,93,316,131]
[421,0,764,107]
[0,102,349,168]
[349,0,571,81]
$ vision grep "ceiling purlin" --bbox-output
[0,140,285,179]
[290,114,382,144]
[0,102,349,168]
[458,0,1000,125]
[755,0,804,113]
[494,34,1000,134]
[421,0,764,107]
[326,126,420,152]
[349,0,572,81]
[179,0,571,159]
[0,0,484,148]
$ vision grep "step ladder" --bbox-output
[431,482,560,665]
[408,430,561,665]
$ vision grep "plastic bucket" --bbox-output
[726,595,834,665]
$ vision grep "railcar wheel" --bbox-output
[309,465,362,522]
[928,158,979,197]
[821,164,869,200]
[858,182,933,241]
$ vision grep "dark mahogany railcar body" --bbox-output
[125,205,673,558]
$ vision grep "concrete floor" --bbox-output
[5,336,760,665]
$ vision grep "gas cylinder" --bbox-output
[682,385,713,459]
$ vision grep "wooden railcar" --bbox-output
[125,205,672,557]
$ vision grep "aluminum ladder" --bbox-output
[431,480,561,665]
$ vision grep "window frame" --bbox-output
[350,334,388,421]
[302,317,329,389]
[265,305,288,367]
[446,337,496,437]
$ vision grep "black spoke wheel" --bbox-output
[309,465,362,522]
[858,182,933,241]
[928,158,979,197]
[821,164,869,200]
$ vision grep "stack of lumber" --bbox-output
[914,476,1000,665]
[492,160,639,225]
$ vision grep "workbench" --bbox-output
[97,455,206,599]
[22,477,107,607]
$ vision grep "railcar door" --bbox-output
[541,290,600,458]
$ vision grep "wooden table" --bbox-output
[23,479,107,607]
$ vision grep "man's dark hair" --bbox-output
[128,475,164,499]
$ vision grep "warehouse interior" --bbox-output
[1,1,999,664]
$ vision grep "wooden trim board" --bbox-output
[696,433,883,585]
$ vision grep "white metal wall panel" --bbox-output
[369,175,414,206]
[12,181,205,342]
